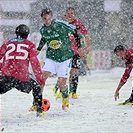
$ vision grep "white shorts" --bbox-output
[42,58,72,78]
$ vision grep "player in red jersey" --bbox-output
[0,24,45,117]
[0,47,2,76]
[54,7,91,99]
[0,47,2,70]
[114,45,133,105]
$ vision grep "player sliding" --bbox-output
[114,45,133,105]
[0,24,45,117]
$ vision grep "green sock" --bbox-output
[32,99,36,105]
[62,88,68,98]
[69,82,73,93]
[54,83,59,91]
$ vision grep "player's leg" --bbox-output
[53,83,59,96]
[29,71,51,111]
[124,89,133,104]
[29,58,53,111]
[69,55,80,99]
[29,79,45,117]
[41,58,56,81]
[69,68,78,94]
[131,89,133,101]
[15,78,45,117]
[0,76,15,94]
[58,77,69,110]
[118,89,133,106]
[56,59,71,109]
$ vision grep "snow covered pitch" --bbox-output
[0,67,133,132]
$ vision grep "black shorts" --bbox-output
[71,54,81,69]
[0,76,40,94]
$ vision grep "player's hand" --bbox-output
[37,50,40,55]
[78,47,86,60]
[41,84,45,92]
[114,90,119,101]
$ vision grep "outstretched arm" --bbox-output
[29,44,45,86]
[37,38,47,54]
[114,63,132,101]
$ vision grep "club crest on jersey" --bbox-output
[49,40,61,49]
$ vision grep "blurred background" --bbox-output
[0,0,132,70]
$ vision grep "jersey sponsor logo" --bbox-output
[49,40,61,49]
[44,33,59,39]
[10,38,24,42]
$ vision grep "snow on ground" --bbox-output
[0,67,133,133]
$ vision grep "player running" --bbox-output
[0,24,45,117]
[29,8,84,111]
[53,7,91,99]
[0,47,2,69]
[114,45,133,105]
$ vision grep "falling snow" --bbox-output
[0,0,132,132]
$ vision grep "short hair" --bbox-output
[66,7,75,12]
[41,8,52,17]
[15,24,30,39]
[114,45,124,54]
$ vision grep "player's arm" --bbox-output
[114,63,132,101]
[29,43,45,87]
[61,22,85,59]
[72,30,82,48]
[84,34,91,54]
[0,45,5,60]
[0,44,6,70]
[73,31,85,59]
[77,21,91,54]
[37,38,47,55]
[59,21,80,48]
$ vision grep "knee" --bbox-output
[58,83,67,91]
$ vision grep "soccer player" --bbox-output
[114,45,133,105]
[29,8,84,110]
[54,7,91,99]
[0,47,2,69]
[0,24,45,117]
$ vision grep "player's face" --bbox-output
[116,50,127,61]
[65,9,75,22]
[42,14,52,26]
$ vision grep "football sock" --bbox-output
[69,74,79,93]
[32,86,42,108]
[54,83,59,91]
[130,89,133,101]
[62,88,68,98]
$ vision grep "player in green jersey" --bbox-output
[53,7,91,99]
[29,8,84,111]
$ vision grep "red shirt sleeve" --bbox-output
[0,46,1,69]
[29,42,45,86]
[120,63,132,84]
[71,19,88,35]
[0,44,6,70]
[69,34,79,55]
[0,43,6,60]
[119,49,133,85]
[0,62,2,70]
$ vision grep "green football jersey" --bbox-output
[39,20,79,62]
